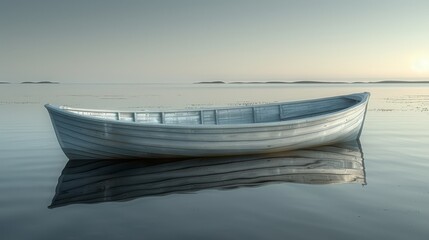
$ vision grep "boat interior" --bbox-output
[62,96,360,125]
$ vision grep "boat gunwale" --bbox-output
[45,92,370,129]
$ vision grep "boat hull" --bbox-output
[46,92,370,159]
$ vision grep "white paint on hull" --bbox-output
[46,92,370,159]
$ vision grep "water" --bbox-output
[1,83,429,239]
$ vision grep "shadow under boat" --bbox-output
[49,141,366,208]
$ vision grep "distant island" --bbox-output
[369,80,429,84]
[0,81,10,84]
[21,81,59,84]
[195,80,429,84]
[197,81,226,84]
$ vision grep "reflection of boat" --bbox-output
[45,92,370,159]
[49,141,365,208]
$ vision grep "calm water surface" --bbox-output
[1,83,428,239]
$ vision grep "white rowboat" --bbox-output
[45,92,370,160]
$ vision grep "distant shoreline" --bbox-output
[195,80,429,84]
[2,80,429,85]
[21,81,59,84]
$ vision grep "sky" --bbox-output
[1,0,429,83]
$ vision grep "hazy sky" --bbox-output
[1,0,429,83]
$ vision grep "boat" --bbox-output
[49,141,366,208]
[45,92,370,160]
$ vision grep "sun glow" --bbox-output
[411,57,429,73]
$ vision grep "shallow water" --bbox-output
[1,83,429,239]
